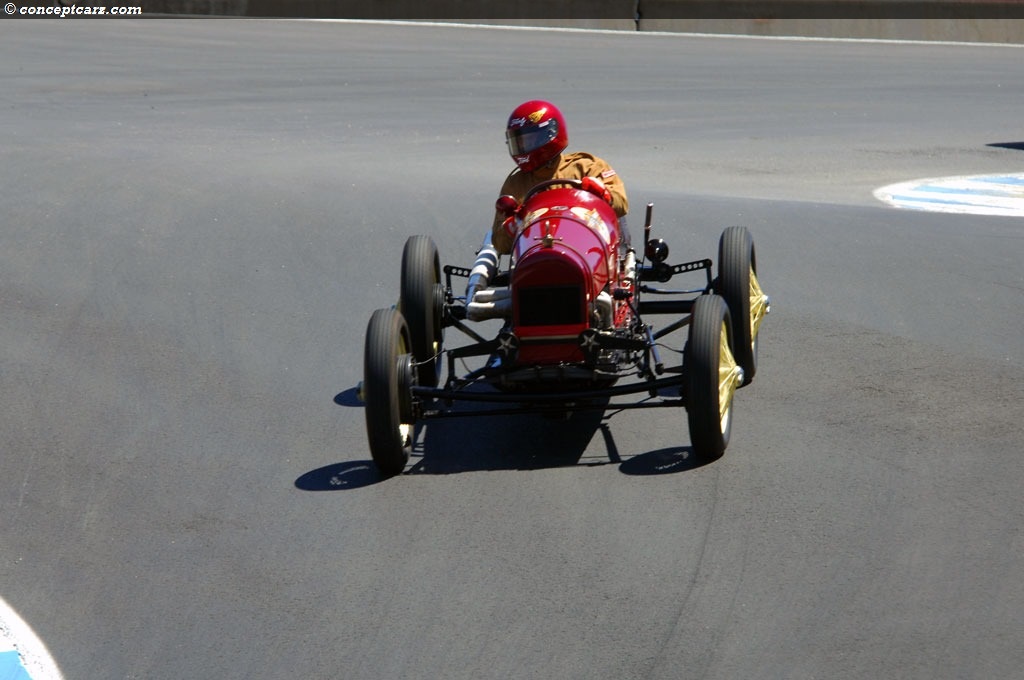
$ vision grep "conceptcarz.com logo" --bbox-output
[5,3,143,16]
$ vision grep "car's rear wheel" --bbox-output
[400,235,444,388]
[718,226,767,386]
[364,307,415,477]
[686,294,743,462]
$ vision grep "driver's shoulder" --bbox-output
[558,151,610,174]
[561,150,601,164]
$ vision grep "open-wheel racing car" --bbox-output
[361,178,769,476]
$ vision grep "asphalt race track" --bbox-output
[2,20,1023,680]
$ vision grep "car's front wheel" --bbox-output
[363,307,415,477]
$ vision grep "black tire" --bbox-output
[400,235,444,388]
[364,308,415,477]
[686,295,743,462]
[718,226,763,385]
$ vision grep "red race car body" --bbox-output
[509,185,632,366]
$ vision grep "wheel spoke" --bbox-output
[718,320,742,432]
[749,267,769,344]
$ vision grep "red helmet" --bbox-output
[505,100,568,172]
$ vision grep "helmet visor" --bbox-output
[506,120,559,156]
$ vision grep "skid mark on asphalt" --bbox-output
[874,173,1024,217]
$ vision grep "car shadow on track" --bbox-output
[408,405,607,474]
[294,388,712,490]
[406,409,710,476]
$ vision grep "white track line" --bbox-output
[300,19,1024,48]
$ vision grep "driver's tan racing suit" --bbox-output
[466,152,629,321]
[490,151,629,254]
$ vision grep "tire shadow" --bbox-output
[294,460,384,491]
[987,141,1024,151]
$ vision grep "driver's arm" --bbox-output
[579,156,629,218]
[490,213,515,256]
[490,171,527,255]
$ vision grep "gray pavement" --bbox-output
[1,19,1023,679]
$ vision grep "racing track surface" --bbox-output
[2,20,1023,680]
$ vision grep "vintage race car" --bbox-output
[361,178,769,476]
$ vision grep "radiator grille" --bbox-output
[517,286,583,326]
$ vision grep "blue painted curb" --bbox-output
[0,650,31,680]
[875,173,1024,216]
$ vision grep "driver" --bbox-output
[492,100,629,253]
[466,100,629,318]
